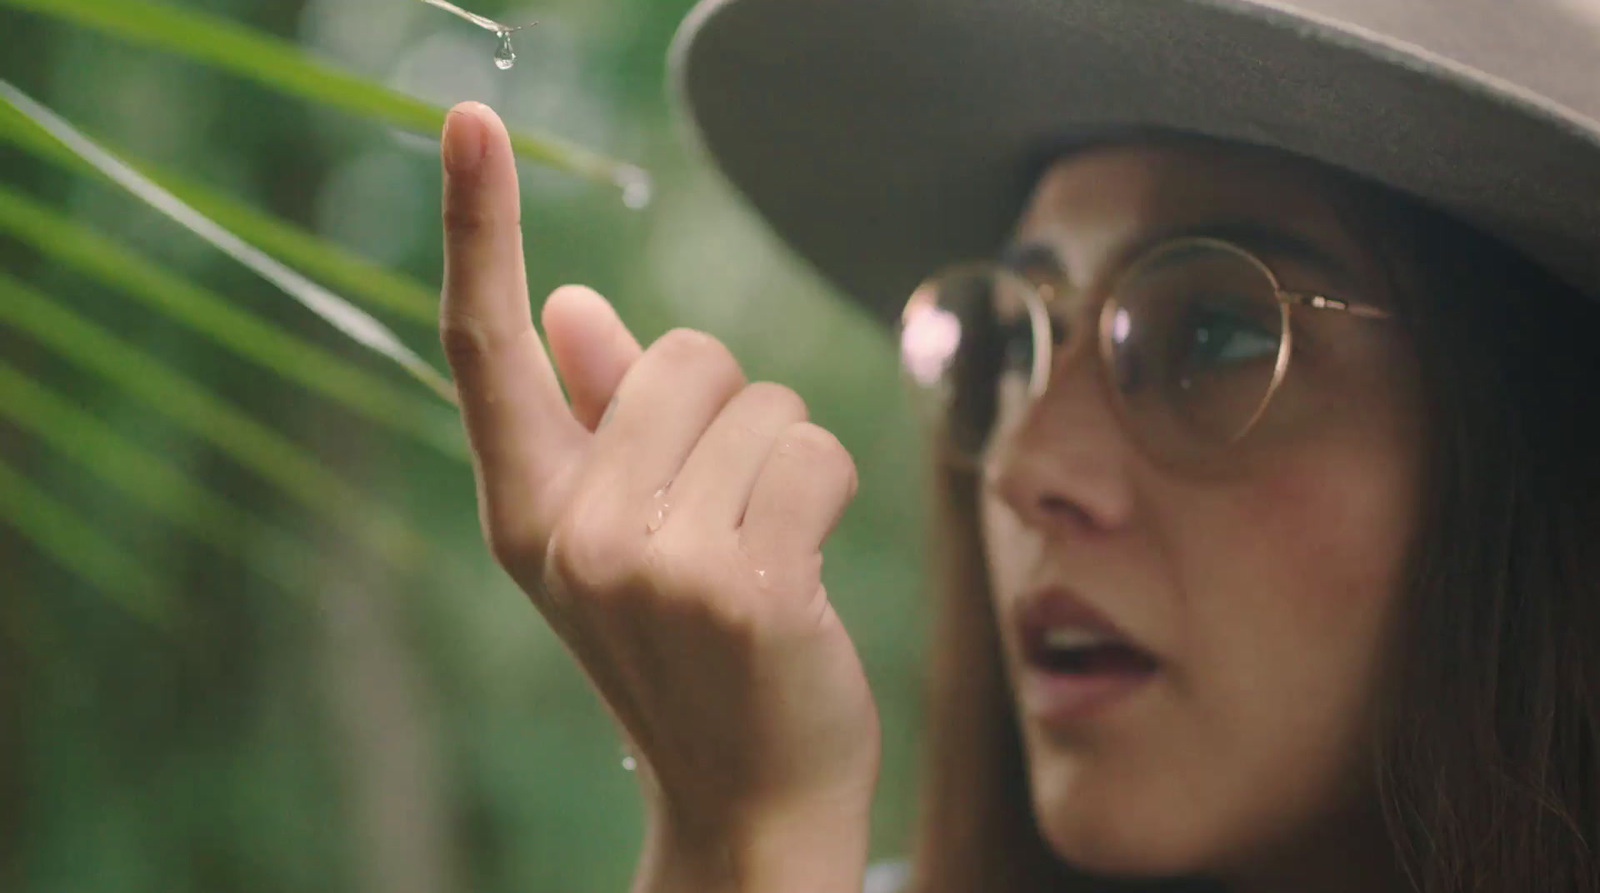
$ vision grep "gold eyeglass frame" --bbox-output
[904,235,1394,468]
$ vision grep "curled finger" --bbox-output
[740,422,859,564]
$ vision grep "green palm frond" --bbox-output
[0,185,464,458]
[0,453,174,627]
[0,0,645,608]
[0,273,424,564]
[0,351,420,595]
[0,81,458,403]
[0,360,293,570]
[0,99,440,329]
[0,0,644,192]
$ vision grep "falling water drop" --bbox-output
[493,29,516,70]
[613,164,654,210]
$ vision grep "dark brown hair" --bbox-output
[903,166,1600,893]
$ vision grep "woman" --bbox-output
[436,0,1600,890]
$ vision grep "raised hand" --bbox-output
[438,102,881,893]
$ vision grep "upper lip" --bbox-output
[1015,586,1157,662]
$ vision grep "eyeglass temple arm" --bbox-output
[1279,290,1392,320]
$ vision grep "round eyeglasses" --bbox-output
[898,236,1393,470]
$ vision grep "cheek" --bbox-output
[1182,444,1415,673]
[1246,455,1411,598]
[1168,440,1419,824]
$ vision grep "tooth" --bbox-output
[1044,627,1112,650]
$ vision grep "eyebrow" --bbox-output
[1001,220,1363,292]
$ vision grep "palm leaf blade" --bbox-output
[0,357,422,587]
[0,185,466,460]
[0,0,636,187]
[0,453,174,627]
[0,357,255,555]
[0,273,421,563]
[0,81,456,404]
[0,100,440,328]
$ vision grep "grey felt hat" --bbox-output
[668,0,1600,324]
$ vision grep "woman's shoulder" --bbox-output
[863,858,911,893]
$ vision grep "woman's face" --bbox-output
[979,141,1425,887]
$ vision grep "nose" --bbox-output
[984,347,1137,534]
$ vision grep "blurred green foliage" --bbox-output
[0,1,930,891]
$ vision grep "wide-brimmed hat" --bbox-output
[668,0,1600,325]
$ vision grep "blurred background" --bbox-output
[0,1,929,890]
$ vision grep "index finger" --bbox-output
[439,103,583,520]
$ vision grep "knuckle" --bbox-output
[439,314,533,366]
[641,527,729,592]
[779,422,859,493]
[439,313,491,363]
[709,599,761,640]
[543,512,638,596]
[654,328,743,385]
[640,536,759,628]
[442,203,520,239]
[655,326,717,354]
[742,381,809,421]
[441,207,487,238]
[781,422,852,468]
[639,536,707,598]
[483,513,541,571]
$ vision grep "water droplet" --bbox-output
[621,754,637,772]
[645,487,670,533]
[612,164,654,210]
[493,29,516,70]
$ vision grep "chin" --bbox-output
[1033,801,1203,879]
[1025,743,1218,880]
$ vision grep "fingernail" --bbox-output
[444,104,486,175]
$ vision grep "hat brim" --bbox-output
[670,0,1600,326]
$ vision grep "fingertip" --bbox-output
[542,284,614,326]
[443,104,485,176]
[546,282,605,308]
[440,100,522,252]
[443,102,510,177]
[541,285,642,430]
[453,99,495,121]
[543,284,641,363]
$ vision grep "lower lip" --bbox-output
[1020,666,1157,726]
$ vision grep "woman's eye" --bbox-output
[1178,301,1279,372]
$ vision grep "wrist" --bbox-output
[633,796,874,893]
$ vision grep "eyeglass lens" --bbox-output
[899,241,1289,465]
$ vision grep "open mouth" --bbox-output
[1024,626,1160,676]
[1014,590,1160,723]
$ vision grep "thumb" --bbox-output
[541,285,645,430]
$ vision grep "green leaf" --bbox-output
[0,273,422,565]
[0,184,467,461]
[0,453,174,628]
[0,0,645,193]
[0,358,259,557]
[0,80,457,404]
[0,356,423,578]
[0,99,440,329]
